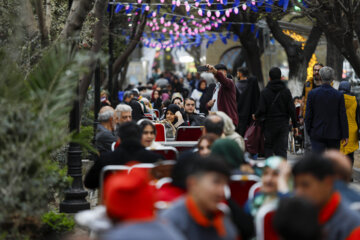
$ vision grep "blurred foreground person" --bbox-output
[273,197,321,240]
[161,156,239,240]
[197,134,219,157]
[211,138,252,174]
[203,114,224,137]
[324,150,360,204]
[101,169,185,240]
[293,154,360,240]
[245,156,290,217]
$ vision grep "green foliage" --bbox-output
[0,43,91,237]
[41,211,75,233]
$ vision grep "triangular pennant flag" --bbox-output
[141,4,146,14]
[171,16,177,23]
[157,5,161,13]
[257,0,264,6]
[226,23,232,31]
[250,24,255,32]
[125,4,133,14]
[223,0,228,5]
[233,34,239,41]
[240,24,245,33]
[115,4,124,13]
[283,0,289,11]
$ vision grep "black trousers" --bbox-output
[264,122,289,159]
[311,138,340,154]
[237,116,249,137]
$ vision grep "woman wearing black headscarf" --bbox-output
[160,104,185,138]
[191,79,207,110]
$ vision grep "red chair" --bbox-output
[144,113,153,120]
[248,182,262,200]
[155,177,185,210]
[229,174,261,207]
[256,202,279,240]
[175,126,203,141]
[153,109,160,118]
[155,123,166,142]
[151,146,178,160]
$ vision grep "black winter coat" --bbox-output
[255,79,297,128]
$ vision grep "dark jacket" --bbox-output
[95,124,117,154]
[236,77,260,124]
[84,140,162,189]
[305,84,348,140]
[212,72,239,126]
[125,98,145,121]
[183,112,205,126]
[152,98,163,113]
[255,79,297,127]
[200,83,216,115]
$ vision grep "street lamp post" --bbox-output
[60,87,90,213]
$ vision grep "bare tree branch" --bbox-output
[34,0,49,47]
[112,0,150,76]
[15,0,38,38]
[79,0,109,111]
[303,24,323,62]
[60,0,94,39]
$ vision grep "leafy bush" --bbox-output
[41,211,75,233]
[0,44,91,238]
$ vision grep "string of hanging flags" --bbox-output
[109,0,306,49]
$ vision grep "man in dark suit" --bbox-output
[84,122,162,189]
[305,66,348,153]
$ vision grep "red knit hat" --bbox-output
[104,168,155,221]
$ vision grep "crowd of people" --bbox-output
[77,63,360,240]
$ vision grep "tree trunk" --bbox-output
[45,0,52,36]
[15,0,38,38]
[34,0,49,47]
[287,57,308,96]
[241,35,264,88]
[231,49,247,76]
[294,0,360,79]
[60,0,94,39]
[266,16,322,95]
[112,0,150,76]
[326,37,344,81]
[79,0,108,112]
[229,12,264,87]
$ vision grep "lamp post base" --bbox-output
[60,189,90,213]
